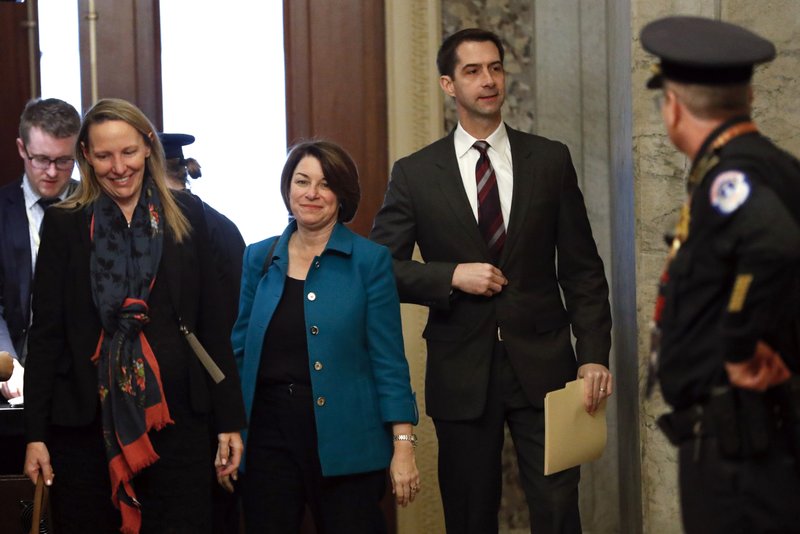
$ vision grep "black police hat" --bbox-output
[641,16,775,89]
[158,133,195,160]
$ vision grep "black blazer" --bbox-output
[0,178,79,358]
[0,179,32,357]
[24,193,246,443]
[370,126,612,420]
[196,196,246,329]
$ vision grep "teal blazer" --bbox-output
[232,221,418,476]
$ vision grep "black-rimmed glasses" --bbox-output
[23,146,75,171]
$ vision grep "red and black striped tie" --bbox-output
[474,140,506,261]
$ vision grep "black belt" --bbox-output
[657,403,709,446]
[659,384,800,461]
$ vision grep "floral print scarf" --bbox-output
[89,176,172,534]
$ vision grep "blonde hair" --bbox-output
[64,98,191,242]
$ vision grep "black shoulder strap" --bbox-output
[261,238,279,277]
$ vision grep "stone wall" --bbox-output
[387,1,800,532]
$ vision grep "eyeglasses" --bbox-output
[23,146,75,171]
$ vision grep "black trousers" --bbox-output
[242,383,386,534]
[679,434,800,533]
[48,411,213,534]
[433,340,581,534]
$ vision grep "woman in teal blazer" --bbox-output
[231,141,419,533]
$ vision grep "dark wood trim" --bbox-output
[356,0,389,237]
[134,0,162,129]
[78,0,162,127]
[282,0,394,531]
[0,0,39,188]
[283,0,388,238]
[284,0,312,145]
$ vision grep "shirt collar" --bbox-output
[454,122,509,159]
[22,174,39,210]
[273,219,354,268]
[22,174,71,210]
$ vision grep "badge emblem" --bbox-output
[710,171,750,215]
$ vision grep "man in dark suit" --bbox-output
[370,29,613,534]
[0,98,80,400]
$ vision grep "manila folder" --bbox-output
[544,378,607,475]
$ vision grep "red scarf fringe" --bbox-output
[101,326,173,534]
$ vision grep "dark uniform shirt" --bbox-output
[659,116,800,410]
[198,197,246,327]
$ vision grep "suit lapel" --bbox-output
[4,185,33,318]
[434,134,489,255]
[501,127,536,264]
[11,180,80,304]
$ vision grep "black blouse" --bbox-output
[257,276,310,386]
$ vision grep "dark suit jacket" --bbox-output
[0,179,31,358]
[0,178,77,358]
[24,193,246,443]
[370,125,612,420]
[196,196,246,329]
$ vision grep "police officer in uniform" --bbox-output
[159,133,246,327]
[642,16,800,534]
[159,133,246,534]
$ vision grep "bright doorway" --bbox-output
[160,1,289,244]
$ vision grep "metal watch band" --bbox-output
[393,433,418,447]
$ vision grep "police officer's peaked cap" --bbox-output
[641,16,776,89]
[158,132,195,160]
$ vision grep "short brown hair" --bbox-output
[280,140,361,223]
[19,98,80,144]
[437,28,505,78]
[666,80,751,120]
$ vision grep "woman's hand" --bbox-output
[390,423,420,507]
[215,432,243,493]
[24,442,54,486]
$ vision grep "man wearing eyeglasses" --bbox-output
[0,98,80,401]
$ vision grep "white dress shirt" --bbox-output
[22,175,70,272]
[453,122,513,230]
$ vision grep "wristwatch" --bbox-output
[393,433,418,448]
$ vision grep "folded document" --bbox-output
[544,378,607,475]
